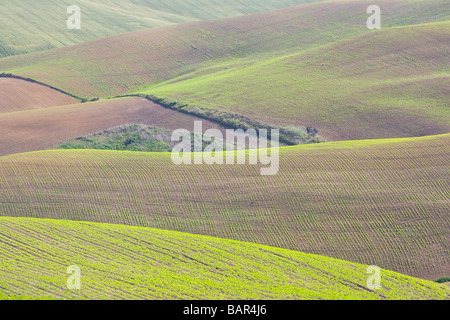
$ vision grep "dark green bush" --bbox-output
[435,277,450,283]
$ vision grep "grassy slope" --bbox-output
[142,21,450,140]
[1,0,448,98]
[0,217,448,300]
[0,96,231,157]
[0,0,324,58]
[0,134,448,280]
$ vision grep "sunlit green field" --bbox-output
[0,217,448,300]
[1,0,447,97]
[140,22,450,140]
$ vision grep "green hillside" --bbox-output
[141,21,450,140]
[0,134,448,279]
[0,0,325,58]
[0,217,448,300]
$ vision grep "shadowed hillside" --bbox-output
[0,77,78,113]
[0,96,233,157]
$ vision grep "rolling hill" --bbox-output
[0,0,449,301]
[0,0,324,58]
[0,217,448,300]
[0,96,232,157]
[0,134,448,280]
[1,0,448,141]
[1,0,448,98]
[142,21,450,140]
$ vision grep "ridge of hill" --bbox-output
[142,21,450,140]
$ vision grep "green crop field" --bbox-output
[1,0,449,301]
[1,134,448,280]
[0,217,448,300]
[0,0,325,58]
[142,22,450,140]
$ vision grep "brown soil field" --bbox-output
[0,78,78,113]
[0,96,230,157]
[0,134,448,280]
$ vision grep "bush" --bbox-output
[434,277,450,283]
[57,124,172,152]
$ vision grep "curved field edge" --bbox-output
[0,217,448,300]
[0,134,448,280]
[0,96,237,157]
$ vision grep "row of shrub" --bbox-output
[434,277,450,284]
[147,94,325,145]
[117,94,324,146]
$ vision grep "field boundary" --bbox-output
[0,73,321,146]
[117,94,322,146]
[0,73,84,101]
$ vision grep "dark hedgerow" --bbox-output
[434,277,450,284]
[115,94,325,146]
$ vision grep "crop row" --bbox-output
[0,134,448,279]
